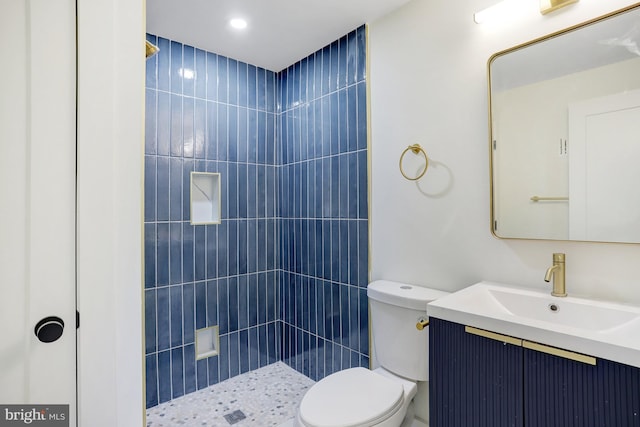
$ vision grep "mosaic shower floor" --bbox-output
[146,362,315,427]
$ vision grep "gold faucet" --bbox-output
[544,253,567,297]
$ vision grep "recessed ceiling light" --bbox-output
[229,18,247,30]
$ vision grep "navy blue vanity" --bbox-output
[429,317,640,427]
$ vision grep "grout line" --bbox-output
[144,148,367,167]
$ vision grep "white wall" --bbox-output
[77,0,145,425]
[369,3,640,422]
[368,0,640,304]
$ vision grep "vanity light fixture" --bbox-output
[229,18,248,30]
[540,0,579,15]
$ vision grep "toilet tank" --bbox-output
[368,280,449,381]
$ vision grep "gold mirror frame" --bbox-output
[488,3,640,244]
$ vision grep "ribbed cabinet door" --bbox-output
[429,318,523,427]
[524,348,640,427]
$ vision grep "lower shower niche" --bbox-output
[190,172,221,225]
[195,325,220,360]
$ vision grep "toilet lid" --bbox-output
[299,368,404,427]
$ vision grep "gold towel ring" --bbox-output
[399,144,429,181]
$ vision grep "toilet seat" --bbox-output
[298,367,404,427]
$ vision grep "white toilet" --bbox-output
[295,280,449,427]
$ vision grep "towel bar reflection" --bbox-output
[531,196,569,202]
[399,144,429,181]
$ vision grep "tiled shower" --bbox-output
[144,26,368,408]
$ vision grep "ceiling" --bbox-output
[146,0,412,72]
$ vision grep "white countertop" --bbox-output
[427,281,640,369]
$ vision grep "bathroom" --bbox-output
[3,0,640,426]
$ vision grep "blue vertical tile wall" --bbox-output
[279,26,369,381]
[144,33,281,408]
[144,25,368,408]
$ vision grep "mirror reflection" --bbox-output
[489,4,640,243]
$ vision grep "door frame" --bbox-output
[76,0,145,425]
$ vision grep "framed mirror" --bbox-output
[489,3,640,243]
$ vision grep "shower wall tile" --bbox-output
[169,285,183,348]
[146,35,158,89]
[145,34,281,407]
[206,53,217,102]
[195,282,206,329]
[157,350,172,403]
[196,358,208,390]
[156,157,170,221]
[144,156,157,222]
[157,37,170,92]
[145,289,157,354]
[169,158,182,221]
[228,59,238,106]
[183,45,195,97]
[195,48,206,99]
[145,354,158,408]
[207,353,219,385]
[194,99,206,158]
[183,283,195,344]
[147,272,281,405]
[171,347,184,398]
[157,92,171,156]
[170,41,183,95]
[144,223,156,288]
[183,97,194,158]
[156,287,170,352]
[219,334,229,382]
[184,344,197,394]
[170,94,183,157]
[217,56,228,104]
[144,25,367,408]
[145,89,157,155]
[279,25,369,380]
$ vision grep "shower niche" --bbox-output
[190,172,221,225]
[195,326,220,360]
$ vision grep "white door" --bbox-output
[0,0,77,424]
[569,89,640,242]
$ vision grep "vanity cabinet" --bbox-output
[523,347,640,427]
[429,318,640,427]
[429,317,523,427]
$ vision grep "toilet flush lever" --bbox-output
[416,317,429,330]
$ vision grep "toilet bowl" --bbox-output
[295,280,449,427]
[296,367,417,427]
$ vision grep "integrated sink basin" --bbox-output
[427,281,640,368]
[489,287,639,332]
